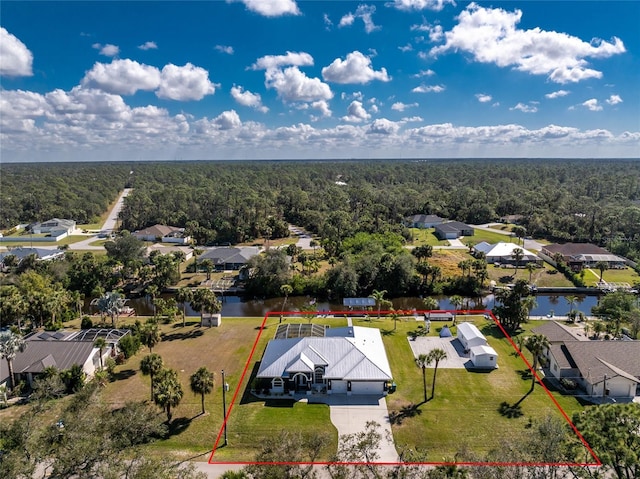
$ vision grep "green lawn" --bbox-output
[582,267,639,287]
[466,229,519,246]
[352,315,585,460]
[409,228,450,247]
[486,262,574,288]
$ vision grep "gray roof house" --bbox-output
[199,246,260,271]
[404,214,446,229]
[257,325,392,395]
[31,218,76,235]
[0,247,65,265]
[434,221,474,240]
[0,329,129,389]
[541,243,625,271]
[132,224,191,245]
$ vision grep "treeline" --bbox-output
[2,159,640,260]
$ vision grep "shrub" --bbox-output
[81,316,93,329]
[560,378,577,390]
[118,334,141,359]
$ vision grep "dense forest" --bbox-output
[2,159,639,261]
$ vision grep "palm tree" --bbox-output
[593,321,605,339]
[369,289,388,319]
[511,248,524,275]
[565,295,578,322]
[201,259,214,281]
[525,263,537,284]
[191,288,222,327]
[423,297,439,311]
[390,308,401,331]
[140,353,164,401]
[279,284,293,323]
[190,367,215,416]
[146,284,159,317]
[427,348,447,399]
[595,261,608,283]
[521,295,538,320]
[524,334,550,392]
[415,353,429,403]
[91,291,127,328]
[94,337,107,370]
[175,287,193,327]
[450,295,464,313]
[0,331,27,393]
[141,323,161,353]
[153,368,184,423]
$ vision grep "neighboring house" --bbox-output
[473,242,542,266]
[404,214,446,229]
[199,246,260,271]
[434,221,474,240]
[132,224,191,245]
[499,214,524,224]
[256,325,393,395]
[541,243,625,271]
[145,244,193,262]
[0,329,129,389]
[533,321,640,401]
[31,218,76,235]
[425,312,454,321]
[0,247,64,265]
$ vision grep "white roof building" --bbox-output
[457,322,488,351]
[474,242,540,265]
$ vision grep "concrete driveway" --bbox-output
[309,394,398,463]
[407,336,471,369]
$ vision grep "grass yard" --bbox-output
[486,262,574,288]
[466,229,519,245]
[352,315,585,461]
[582,267,639,287]
[408,228,450,247]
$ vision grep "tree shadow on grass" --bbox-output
[498,389,533,418]
[389,403,423,425]
[517,368,533,381]
[171,320,200,328]
[165,416,192,437]
[112,369,136,381]
[381,328,395,336]
[161,329,204,341]
[239,362,262,405]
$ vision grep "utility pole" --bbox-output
[222,369,228,446]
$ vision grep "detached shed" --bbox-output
[439,325,453,338]
[470,345,498,369]
[457,322,487,351]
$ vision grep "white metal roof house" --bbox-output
[456,322,488,351]
[473,242,541,266]
[256,325,392,396]
[31,218,76,235]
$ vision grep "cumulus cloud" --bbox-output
[510,102,538,113]
[412,84,445,93]
[545,90,570,99]
[430,3,626,84]
[264,66,333,103]
[606,94,622,105]
[389,0,456,12]
[322,51,390,84]
[402,116,424,122]
[391,102,418,111]
[475,94,492,103]
[92,43,119,57]
[582,99,602,111]
[323,14,333,29]
[138,41,158,50]
[215,45,234,55]
[231,85,268,112]
[338,5,380,34]
[399,44,413,52]
[0,28,33,77]
[251,51,314,70]
[311,100,332,118]
[410,21,443,42]
[81,59,161,95]
[413,69,435,77]
[367,118,401,135]
[213,110,242,129]
[232,0,300,17]
[342,101,371,122]
[157,63,216,101]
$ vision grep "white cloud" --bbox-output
[367,118,401,135]
[389,0,456,12]
[231,85,268,112]
[323,14,333,29]
[413,69,435,77]
[213,110,242,129]
[81,59,161,95]
[264,66,333,103]
[322,51,390,84]
[341,101,371,122]
[412,84,445,93]
[399,44,413,52]
[215,45,234,55]
[430,3,626,84]
[510,102,538,113]
[311,100,332,118]
[545,90,570,99]
[138,41,158,51]
[92,43,120,57]
[251,51,314,70]
[0,28,33,77]
[232,0,300,17]
[410,21,443,42]
[582,99,603,111]
[338,5,380,34]
[475,94,492,103]
[391,102,418,111]
[606,94,623,105]
[157,63,216,101]
[402,116,424,122]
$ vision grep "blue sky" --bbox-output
[1,0,638,162]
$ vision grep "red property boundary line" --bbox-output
[208,309,601,468]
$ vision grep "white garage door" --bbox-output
[350,381,383,395]
[330,380,348,393]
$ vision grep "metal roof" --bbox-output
[343,298,376,307]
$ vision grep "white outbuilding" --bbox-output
[470,345,498,369]
[456,322,487,351]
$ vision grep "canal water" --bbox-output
[115,293,601,318]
